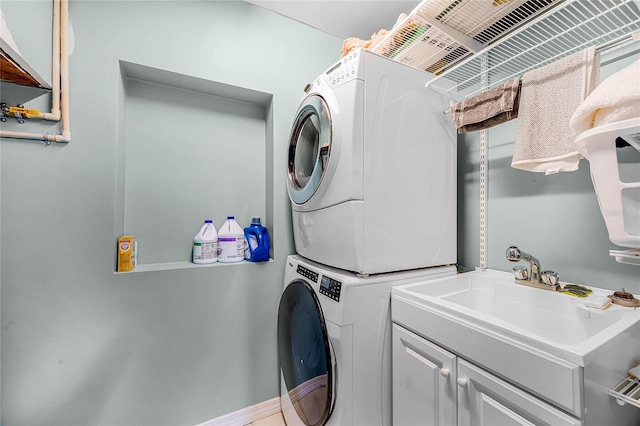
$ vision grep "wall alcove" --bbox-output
[115,61,274,272]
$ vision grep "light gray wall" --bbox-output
[0,1,341,425]
[458,48,640,294]
[3,1,639,425]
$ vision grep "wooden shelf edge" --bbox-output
[0,36,51,90]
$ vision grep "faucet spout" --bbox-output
[506,246,559,290]
[506,246,541,283]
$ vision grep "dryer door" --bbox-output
[278,280,336,426]
[287,94,332,205]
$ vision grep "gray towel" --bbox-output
[512,47,600,174]
[452,78,521,133]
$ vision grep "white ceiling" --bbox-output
[244,1,421,40]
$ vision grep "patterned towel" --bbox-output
[512,47,599,174]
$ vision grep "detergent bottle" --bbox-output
[193,220,218,264]
[218,216,246,263]
[244,216,270,262]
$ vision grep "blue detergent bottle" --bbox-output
[244,217,270,262]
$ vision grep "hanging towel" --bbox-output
[512,47,600,174]
[452,78,521,133]
[570,58,640,157]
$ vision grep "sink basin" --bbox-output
[391,268,640,418]
[392,268,640,366]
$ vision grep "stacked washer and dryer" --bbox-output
[277,48,457,426]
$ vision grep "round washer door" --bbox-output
[287,94,332,205]
[278,280,335,426]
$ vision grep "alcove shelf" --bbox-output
[114,259,274,274]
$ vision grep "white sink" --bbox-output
[392,268,640,366]
[391,268,640,418]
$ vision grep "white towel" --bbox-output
[571,59,640,158]
[512,47,599,174]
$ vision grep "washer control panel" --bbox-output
[319,275,342,302]
[297,265,318,283]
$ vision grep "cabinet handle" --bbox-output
[440,368,450,377]
[457,377,468,388]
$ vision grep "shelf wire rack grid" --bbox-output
[609,375,640,409]
[372,0,562,75]
[429,0,640,98]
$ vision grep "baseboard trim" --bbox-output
[197,396,281,426]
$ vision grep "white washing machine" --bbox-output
[287,48,456,276]
[277,255,455,426]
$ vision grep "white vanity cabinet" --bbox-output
[392,324,581,426]
[390,269,640,426]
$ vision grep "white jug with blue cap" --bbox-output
[193,219,218,264]
[218,216,245,263]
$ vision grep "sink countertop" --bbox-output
[391,267,640,367]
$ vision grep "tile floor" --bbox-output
[245,411,285,426]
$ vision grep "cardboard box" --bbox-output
[117,235,137,272]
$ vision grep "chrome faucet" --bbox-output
[505,246,559,290]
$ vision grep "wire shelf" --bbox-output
[610,249,640,266]
[372,0,561,75]
[428,0,640,98]
[609,375,640,409]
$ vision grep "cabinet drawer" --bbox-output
[458,359,582,426]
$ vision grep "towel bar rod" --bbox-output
[430,0,640,102]
[442,29,639,116]
[465,30,636,99]
[446,2,634,97]
[595,30,639,53]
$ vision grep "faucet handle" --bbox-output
[513,266,528,281]
[541,270,559,286]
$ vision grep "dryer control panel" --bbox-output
[321,49,363,89]
[319,275,342,302]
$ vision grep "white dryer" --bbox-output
[287,48,456,276]
[277,255,455,426]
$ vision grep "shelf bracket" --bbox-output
[420,15,484,54]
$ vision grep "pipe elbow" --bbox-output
[60,130,71,143]
[35,110,61,121]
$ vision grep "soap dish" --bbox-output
[608,289,640,308]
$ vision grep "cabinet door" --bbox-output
[392,324,457,426]
[457,359,582,426]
